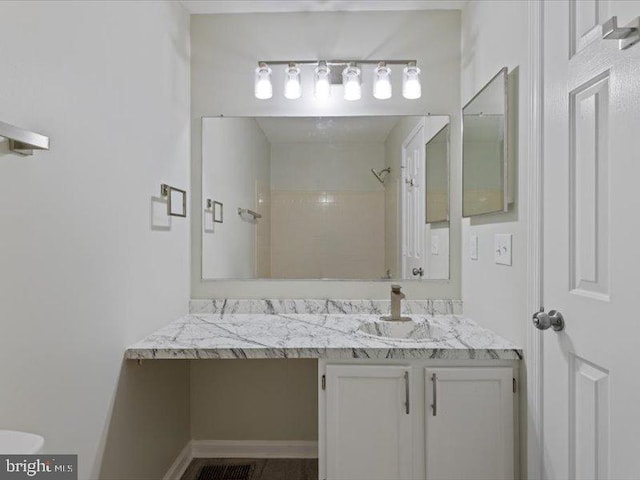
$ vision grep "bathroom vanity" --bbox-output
[320,359,517,480]
[126,299,521,480]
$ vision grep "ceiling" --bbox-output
[180,1,465,15]
[255,116,405,143]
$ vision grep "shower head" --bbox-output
[371,167,391,184]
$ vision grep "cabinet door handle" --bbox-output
[431,373,437,416]
[404,371,410,414]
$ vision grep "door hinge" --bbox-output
[513,378,517,393]
[322,374,326,390]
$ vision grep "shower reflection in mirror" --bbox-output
[201,115,451,281]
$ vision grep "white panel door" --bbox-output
[402,122,426,279]
[424,367,513,480]
[325,365,412,480]
[542,2,640,479]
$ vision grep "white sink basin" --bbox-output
[358,320,446,342]
[0,430,44,454]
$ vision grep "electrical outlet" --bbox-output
[470,235,478,260]
[494,234,513,266]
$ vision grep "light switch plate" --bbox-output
[431,235,440,255]
[470,235,478,260]
[495,234,512,266]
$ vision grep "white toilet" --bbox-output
[0,430,44,454]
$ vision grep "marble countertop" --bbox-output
[125,313,521,361]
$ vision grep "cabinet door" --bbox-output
[424,367,513,480]
[325,365,412,480]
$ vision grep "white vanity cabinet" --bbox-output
[319,361,518,480]
[424,367,514,480]
[324,365,413,480]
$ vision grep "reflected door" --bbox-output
[402,122,426,279]
[542,2,640,478]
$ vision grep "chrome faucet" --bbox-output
[382,284,411,322]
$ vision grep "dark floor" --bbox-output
[181,458,318,480]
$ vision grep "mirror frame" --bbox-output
[462,67,509,218]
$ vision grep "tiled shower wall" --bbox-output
[269,190,385,279]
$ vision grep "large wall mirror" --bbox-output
[201,115,451,281]
[462,67,510,217]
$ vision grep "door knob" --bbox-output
[532,310,565,331]
[412,267,424,277]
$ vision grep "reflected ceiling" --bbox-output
[255,116,402,143]
[180,1,465,14]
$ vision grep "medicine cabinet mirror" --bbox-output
[462,67,510,217]
[201,115,451,281]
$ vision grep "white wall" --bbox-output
[202,117,270,279]
[191,10,462,299]
[461,10,530,475]
[0,2,191,479]
[461,1,528,347]
[191,359,318,442]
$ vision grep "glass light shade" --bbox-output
[402,64,421,99]
[314,62,331,100]
[373,63,392,100]
[284,64,302,100]
[254,64,272,100]
[342,65,361,101]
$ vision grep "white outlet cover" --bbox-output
[494,234,513,266]
[470,235,478,260]
[431,235,440,255]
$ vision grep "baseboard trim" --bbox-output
[163,441,192,480]
[164,440,319,480]
[191,440,318,459]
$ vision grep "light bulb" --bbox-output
[373,62,392,100]
[314,61,331,101]
[254,63,272,100]
[402,63,421,99]
[284,64,302,100]
[342,64,361,101]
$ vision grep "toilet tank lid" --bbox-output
[0,430,44,454]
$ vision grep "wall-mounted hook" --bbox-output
[0,121,49,156]
[602,16,640,50]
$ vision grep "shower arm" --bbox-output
[371,167,391,184]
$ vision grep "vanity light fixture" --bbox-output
[254,62,273,99]
[314,61,331,100]
[254,59,420,101]
[284,63,302,100]
[342,63,362,101]
[402,61,422,99]
[373,62,392,100]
